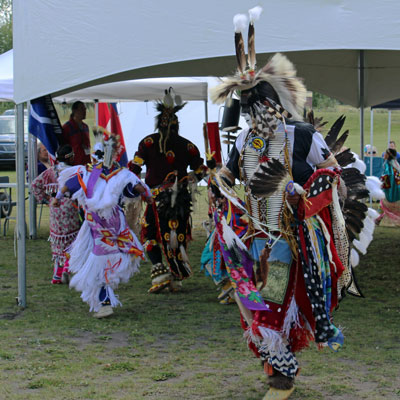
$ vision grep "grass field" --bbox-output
[0,181,400,399]
[0,107,400,399]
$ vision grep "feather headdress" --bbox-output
[155,87,187,153]
[92,126,121,167]
[209,7,307,121]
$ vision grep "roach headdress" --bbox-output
[155,88,187,153]
[92,126,121,168]
[210,6,307,121]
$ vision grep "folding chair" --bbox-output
[0,176,17,235]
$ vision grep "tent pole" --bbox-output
[27,101,38,239]
[359,50,365,160]
[387,110,391,146]
[370,108,374,176]
[16,103,27,308]
[369,108,374,206]
[94,99,99,125]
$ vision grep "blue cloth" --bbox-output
[29,96,62,159]
[382,161,400,202]
[364,156,384,178]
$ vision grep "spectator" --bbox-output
[26,142,51,182]
[37,142,51,174]
[381,140,400,163]
[62,101,91,165]
[365,144,378,156]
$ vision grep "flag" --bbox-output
[98,102,128,167]
[29,95,62,163]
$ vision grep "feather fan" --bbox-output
[335,148,355,167]
[306,110,328,131]
[324,115,346,149]
[249,158,291,198]
[331,130,349,154]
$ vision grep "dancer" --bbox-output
[31,144,80,284]
[53,128,152,318]
[376,148,400,225]
[208,7,380,399]
[129,89,206,293]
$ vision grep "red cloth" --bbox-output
[98,103,128,166]
[62,118,91,165]
[207,122,222,164]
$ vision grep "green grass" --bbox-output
[0,107,400,399]
[312,105,400,156]
[0,186,400,399]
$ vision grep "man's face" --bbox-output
[75,103,87,120]
[389,142,396,150]
[38,145,49,163]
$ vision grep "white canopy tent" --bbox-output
[13,0,400,108]
[12,0,400,306]
[0,50,13,101]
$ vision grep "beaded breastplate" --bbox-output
[240,130,286,233]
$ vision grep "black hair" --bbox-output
[386,148,397,160]
[70,101,85,118]
[56,144,74,164]
[240,81,281,114]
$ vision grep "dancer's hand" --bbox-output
[143,195,153,205]
[51,198,60,207]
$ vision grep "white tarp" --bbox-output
[53,77,208,103]
[0,50,13,101]
[0,50,208,102]
[13,0,400,107]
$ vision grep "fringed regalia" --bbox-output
[31,163,80,282]
[377,158,400,225]
[59,162,146,313]
[130,95,206,293]
[200,200,248,303]
[208,7,382,398]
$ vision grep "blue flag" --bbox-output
[29,95,62,160]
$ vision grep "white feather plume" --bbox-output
[233,14,248,33]
[366,176,385,200]
[367,207,380,220]
[359,230,373,249]
[348,153,366,174]
[350,248,360,267]
[353,238,367,255]
[362,216,376,236]
[248,6,262,22]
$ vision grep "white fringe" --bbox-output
[67,218,141,312]
[282,296,301,339]
[107,286,122,309]
[243,327,261,347]
[258,326,286,354]
[170,229,178,250]
[180,245,190,264]
[221,217,247,250]
[71,254,140,312]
